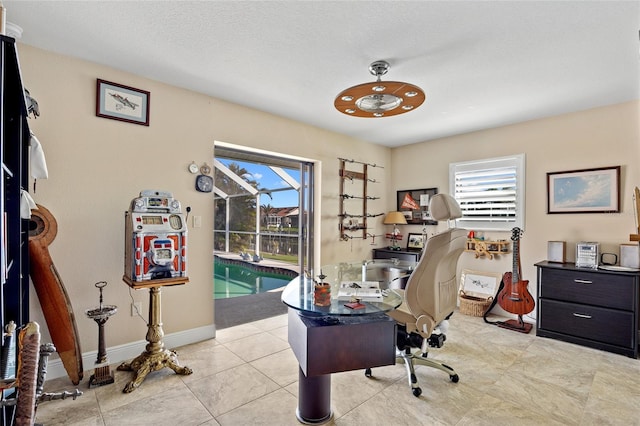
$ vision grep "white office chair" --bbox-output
[367,194,467,397]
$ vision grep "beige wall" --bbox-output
[17,42,640,373]
[18,44,391,359]
[391,100,640,318]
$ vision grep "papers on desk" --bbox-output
[337,281,383,302]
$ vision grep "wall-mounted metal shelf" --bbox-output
[338,158,383,240]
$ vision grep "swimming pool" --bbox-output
[214,257,298,299]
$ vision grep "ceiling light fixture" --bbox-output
[334,60,425,118]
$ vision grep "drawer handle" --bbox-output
[573,279,593,284]
[572,313,592,319]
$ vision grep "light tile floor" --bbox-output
[35,312,640,425]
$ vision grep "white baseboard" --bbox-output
[44,324,216,382]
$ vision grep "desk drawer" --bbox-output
[539,299,634,349]
[288,310,396,376]
[539,268,635,310]
[372,249,420,262]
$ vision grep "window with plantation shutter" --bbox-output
[449,154,525,231]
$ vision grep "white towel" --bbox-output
[20,190,37,219]
[30,132,49,179]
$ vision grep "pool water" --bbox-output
[214,260,294,299]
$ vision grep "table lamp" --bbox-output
[384,211,407,250]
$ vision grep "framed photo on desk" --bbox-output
[397,188,438,225]
[407,233,425,251]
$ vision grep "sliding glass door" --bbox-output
[213,144,314,274]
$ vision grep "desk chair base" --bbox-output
[366,348,459,397]
[397,348,459,397]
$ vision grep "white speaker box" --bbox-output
[547,241,566,263]
[620,244,639,268]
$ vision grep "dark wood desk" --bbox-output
[373,248,421,262]
[282,272,402,424]
[288,311,395,423]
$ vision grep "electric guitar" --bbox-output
[497,227,535,316]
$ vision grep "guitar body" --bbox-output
[497,272,535,315]
[496,228,535,317]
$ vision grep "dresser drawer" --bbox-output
[539,267,636,310]
[539,299,635,349]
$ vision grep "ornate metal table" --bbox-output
[118,277,193,393]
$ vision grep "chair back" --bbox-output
[403,194,467,330]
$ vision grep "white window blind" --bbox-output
[449,154,525,231]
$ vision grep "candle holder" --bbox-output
[85,281,117,388]
[314,271,331,306]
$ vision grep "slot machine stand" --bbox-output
[118,277,193,393]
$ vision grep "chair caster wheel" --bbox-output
[364,368,372,378]
[412,387,422,397]
[450,374,459,383]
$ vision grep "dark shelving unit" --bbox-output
[1,34,31,421]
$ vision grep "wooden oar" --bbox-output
[28,204,83,385]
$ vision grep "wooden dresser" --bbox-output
[535,261,640,358]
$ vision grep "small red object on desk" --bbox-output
[344,301,366,310]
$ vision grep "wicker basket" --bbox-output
[459,292,493,317]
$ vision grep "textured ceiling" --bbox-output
[4,1,639,147]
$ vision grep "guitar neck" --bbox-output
[511,237,522,296]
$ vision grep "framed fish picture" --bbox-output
[96,79,150,126]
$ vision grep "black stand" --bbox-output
[85,281,117,388]
[88,315,115,388]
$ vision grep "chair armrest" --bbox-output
[415,315,436,338]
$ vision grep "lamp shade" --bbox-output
[383,211,407,225]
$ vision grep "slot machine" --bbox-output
[124,190,187,282]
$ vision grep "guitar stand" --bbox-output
[497,315,532,334]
